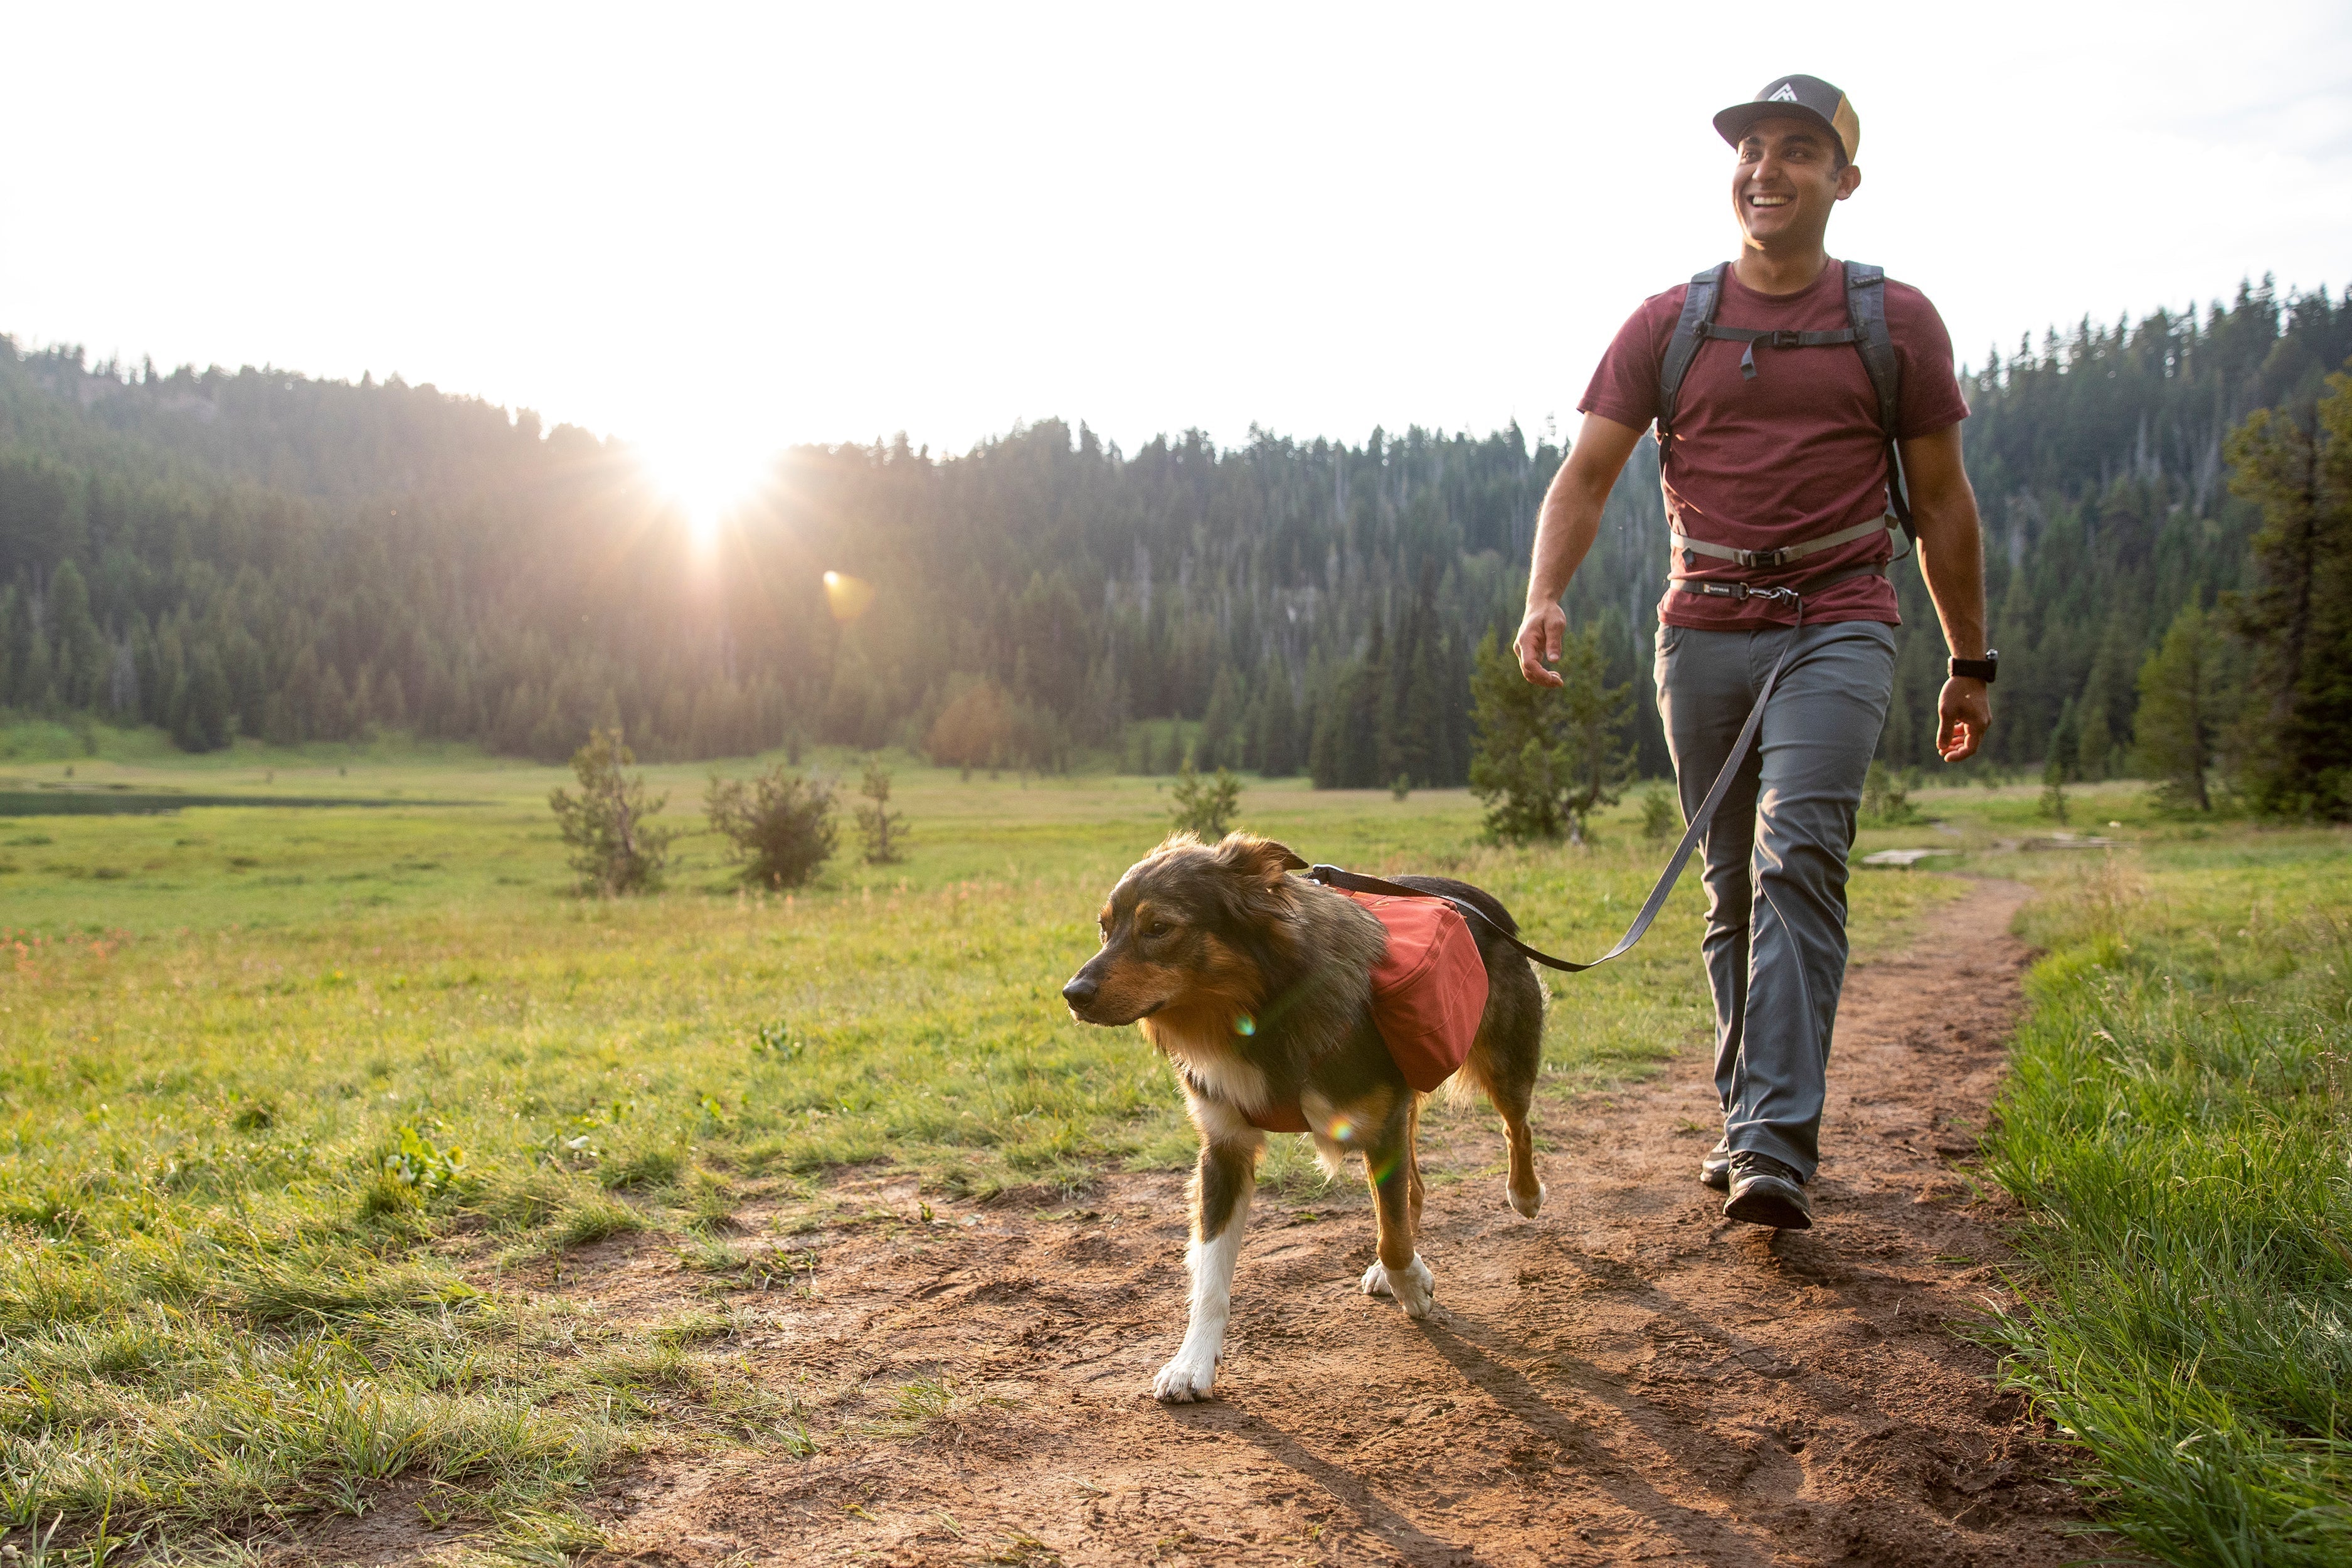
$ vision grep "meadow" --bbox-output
[0,732,1973,1562]
[4,728,2345,1565]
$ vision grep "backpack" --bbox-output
[1239,886,1490,1134]
[1655,261,1916,541]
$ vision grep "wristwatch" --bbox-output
[1949,650,1998,683]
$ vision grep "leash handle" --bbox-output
[1311,589,1812,975]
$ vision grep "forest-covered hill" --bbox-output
[2,272,2346,782]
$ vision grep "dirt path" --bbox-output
[588,876,2082,1567]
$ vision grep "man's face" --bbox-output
[1730,117,1860,251]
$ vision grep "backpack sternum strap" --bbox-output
[1697,324,1863,379]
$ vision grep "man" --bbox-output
[1513,75,1993,1231]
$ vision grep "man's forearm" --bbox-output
[1899,426,1989,660]
[1527,468,1606,608]
[1914,502,1987,659]
[1524,415,1641,608]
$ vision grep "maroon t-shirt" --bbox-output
[1579,260,1969,629]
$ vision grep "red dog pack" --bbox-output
[1246,887,1490,1132]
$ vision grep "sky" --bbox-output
[5,1,2349,518]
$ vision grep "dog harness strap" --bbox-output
[1310,562,1867,976]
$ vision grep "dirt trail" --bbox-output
[587,876,2082,1567]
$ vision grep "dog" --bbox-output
[1059,831,1546,1402]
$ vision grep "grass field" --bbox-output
[1974,815,2352,1565]
[0,734,1966,1561]
[11,729,2345,1564]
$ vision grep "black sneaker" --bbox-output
[1700,1140,1731,1192]
[1724,1153,1812,1230]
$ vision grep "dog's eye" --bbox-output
[1144,919,1170,939]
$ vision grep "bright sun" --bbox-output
[635,436,772,550]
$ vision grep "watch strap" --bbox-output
[1949,650,1998,683]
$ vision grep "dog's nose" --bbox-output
[1061,974,1098,1010]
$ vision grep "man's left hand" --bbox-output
[1937,678,1990,762]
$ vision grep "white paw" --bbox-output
[1152,1348,1219,1402]
[1359,1254,1436,1318]
[1507,1178,1547,1219]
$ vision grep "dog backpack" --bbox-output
[1242,887,1490,1133]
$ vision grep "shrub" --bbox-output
[1862,761,1919,825]
[853,758,909,864]
[1467,626,1632,844]
[1168,760,1242,838]
[706,766,836,888]
[548,727,675,894]
[1640,782,1678,841]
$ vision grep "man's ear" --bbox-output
[1835,164,1861,201]
[1214,832,1308,881]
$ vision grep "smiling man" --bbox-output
[1514,75,1993,1230]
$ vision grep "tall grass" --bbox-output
[1986,837,2352,1565]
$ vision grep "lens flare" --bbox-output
[1232,1014,1255,1036]
[822,570,877,622]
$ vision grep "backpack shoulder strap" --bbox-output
[1843,263,1900,437]
[1843,262,1916,535]
[1656,265,1725,442]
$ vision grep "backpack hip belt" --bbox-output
[1669,513,1897,573]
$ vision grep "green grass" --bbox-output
[0,738,1959,1556]
[1952,810,2352,1565]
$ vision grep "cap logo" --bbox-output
[1767,82,1799,102]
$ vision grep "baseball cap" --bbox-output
[1712,75,1861,164]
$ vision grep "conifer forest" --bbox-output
[2,275,2348,796]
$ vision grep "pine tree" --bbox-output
[549,728,675,895]
[2132,601,2224,812]
[2223,373,2352,817]
[1467,625,1632,844]
[853,757,909,863]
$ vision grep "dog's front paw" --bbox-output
[1152,1348,1219,1402]
[1359,1254,1437,1318]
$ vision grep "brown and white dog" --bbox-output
[1060,832,1546,1401]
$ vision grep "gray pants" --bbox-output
[1655,618,1897,1181]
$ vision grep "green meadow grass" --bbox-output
[1942,809,2352,1566]
[0,735,1963,1557]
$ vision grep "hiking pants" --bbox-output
[1655,618,1897,1181]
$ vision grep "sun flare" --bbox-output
[634,437,773,551]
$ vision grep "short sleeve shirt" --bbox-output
[1579,260,1970,629]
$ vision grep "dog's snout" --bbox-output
[1062,973,1099,1010]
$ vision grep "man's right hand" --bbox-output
[1515,601,1567,688]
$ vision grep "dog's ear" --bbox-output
[1214,832,1309,882]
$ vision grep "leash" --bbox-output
[1309,564,1876,975]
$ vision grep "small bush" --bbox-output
[549,727,675,895]
[706,766,836,888]
[1640,783,1678,841]
[854,758,910,864]
[1168,760,1242,838]
[1862,761,1919,825]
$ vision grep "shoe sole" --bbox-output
[1724,1178,1812,1230]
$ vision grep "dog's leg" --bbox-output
[1153,1128,1259,1402]
[1467,964,1548,1219]
[1357,1128,1436,1318]
[1498,1094,1544,1219]
[1406,1096,1426,1234]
